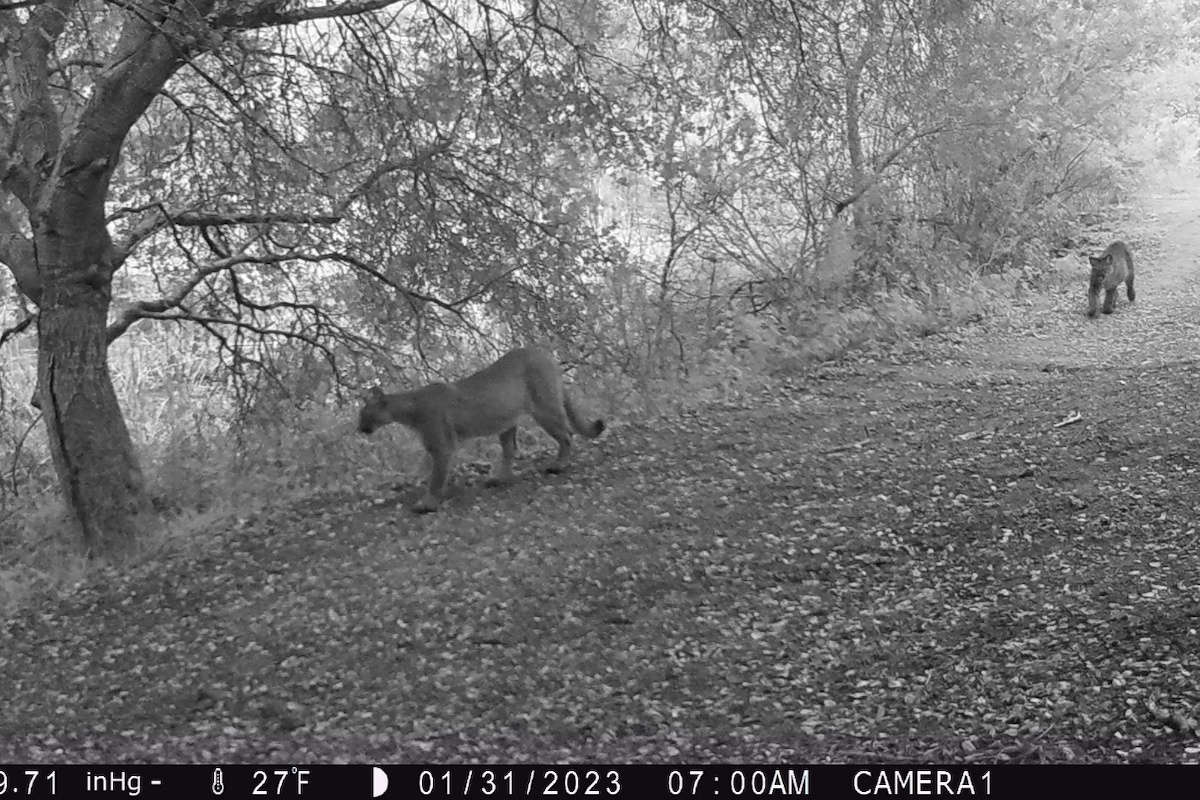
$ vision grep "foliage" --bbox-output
[0,0,1193,544]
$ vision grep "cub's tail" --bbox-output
[564,391,605,438]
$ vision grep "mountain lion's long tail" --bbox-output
[564,392,605,438]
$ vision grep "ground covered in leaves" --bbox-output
[2,189,1200,765]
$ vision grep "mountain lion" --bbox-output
[357,347,605,512]
[1087,241,1135,317]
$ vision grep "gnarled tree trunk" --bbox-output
[34,211,147,554]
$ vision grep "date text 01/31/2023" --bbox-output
[415,767,814,797]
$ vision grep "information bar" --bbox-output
[0,763,1194,799]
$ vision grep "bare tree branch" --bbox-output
[213,0,404,31]
[107,247,296,342]
[832,124,949,216]
[63,1,217,171]
[171,212,341,227]
[113,207,336,265]
[0,0,74,203]
[111,202,177,263]
[111,139,450,263]
[0,204,39,303]
[0,152,37,208]
[319,251,468,317]
[0,309,33,347]
[105,240,510,344]
[333,138,453,215]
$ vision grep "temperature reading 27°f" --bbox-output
[252,768,311,796]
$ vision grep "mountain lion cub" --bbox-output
[1087,241,1135,317]
[357,347,605,512]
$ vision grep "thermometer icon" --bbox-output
[212,768,225,795]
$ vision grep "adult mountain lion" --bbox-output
[1087,241,1135,317]
[357,347,605,513]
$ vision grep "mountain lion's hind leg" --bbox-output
[532,408,573,473]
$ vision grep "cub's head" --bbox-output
[1088,253,1111,271]
[357,386,390,434]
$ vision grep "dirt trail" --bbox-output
[2,187,1199,764]
[872,183,1198,382]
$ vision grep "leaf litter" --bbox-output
[2,199,1199,764]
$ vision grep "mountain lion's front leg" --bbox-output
[415,425,455,513]
[485,426,518,487]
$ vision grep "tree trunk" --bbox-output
[35,227,147,555]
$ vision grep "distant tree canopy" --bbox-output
[0,0,1184,553]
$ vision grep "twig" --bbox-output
[824,438,871,454]
[8,412,42,496]
[1053,411,1083,428]
[0,312,35,347]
